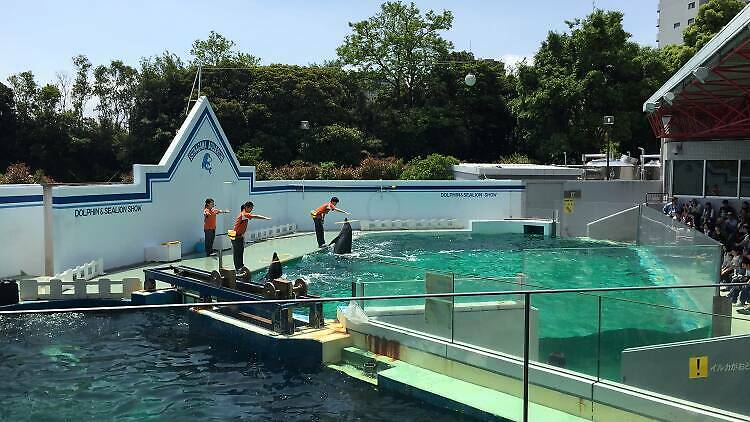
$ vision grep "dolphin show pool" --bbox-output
[282,232,714,379]
[0,230,720,420]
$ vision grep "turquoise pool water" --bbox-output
[0,311,465,421]
[278,232,715,379]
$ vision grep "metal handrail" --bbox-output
[0,282,735,315]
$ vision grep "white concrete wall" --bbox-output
[587,206,639,242]
[526,180,662,237]
[0,184,44,277]
[251,180,525,232]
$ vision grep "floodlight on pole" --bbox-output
[603,115,614,181]
[692,66,709,84]
[663,91,675,106]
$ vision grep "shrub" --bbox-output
[120,171,134,184]
[319,161,356,180]
[496,153,534,164]
[331,166,357,180]
[1,163,53,184]
[269,160,320,180]
[356,156,404,180]
[253,160,273,181]
[400,154,459,180]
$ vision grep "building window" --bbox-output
[740,161,750,197]
[673,160,704,196]
[674,22,681,29]
[688,18,695,25]
[688,2,696,9]
[705,160,738,197]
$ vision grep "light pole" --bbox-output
[603,115,614,180]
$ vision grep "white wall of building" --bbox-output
[0,184,44,277]
[658,0,705,47]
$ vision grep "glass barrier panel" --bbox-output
[451,282,524,358]
[599,289,750,418]
[357,273,454,341]
[529,292,596,421]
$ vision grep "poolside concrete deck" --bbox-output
[62,231,340,282]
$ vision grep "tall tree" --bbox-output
[7,71,38,120]
[71,54,93,120]
[190,31,259,67]
[0,82,18,168]
[93,60,138,128]
[337,1,453,108]
[512,10,672,162]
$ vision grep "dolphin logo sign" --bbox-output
[187,139,226,175]
[201,153,213,174]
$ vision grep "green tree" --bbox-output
[71,54,93,121]
[190,31,259,67]
[512,10,672,161]
[93,60,138,129]
[300,124,364,165]
[683,0,745,50]
[127,52,192,164]
[662,0,745,70]
[7,71,38,120]
[337,1,453,108]
[0,82,18,168]
[423,51,518,161]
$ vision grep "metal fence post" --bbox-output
[523,292,530,422]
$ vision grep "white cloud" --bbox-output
[500,54,533,71]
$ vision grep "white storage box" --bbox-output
[145,241,181,262]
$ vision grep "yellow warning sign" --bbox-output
[689,356,709,379]
[563,198,574,214]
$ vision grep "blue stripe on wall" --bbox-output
[0,195,43,204]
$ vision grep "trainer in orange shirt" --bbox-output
[203,198,229,257]
[230,201,271,270]
[310,196,349,247]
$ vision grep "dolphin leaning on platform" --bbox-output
[329,219,353,254]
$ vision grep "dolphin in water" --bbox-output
[330,219,353,254]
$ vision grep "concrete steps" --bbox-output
[331,347,587,422]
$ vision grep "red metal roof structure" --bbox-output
[645,5,750,140]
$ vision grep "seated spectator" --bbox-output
[688,199,702,223]
[728,258,750,306]
[720,199,736,219]
[721,248,744,289]
[726,211,740,233]
[737,224,750,250]
[703,222,715,236]
[741,201,750,224]
[714,224,726,245]
[663,197,679,217]
[701,202,715,227]
[679,204,691,223]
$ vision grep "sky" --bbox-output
[1,0,658,86]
